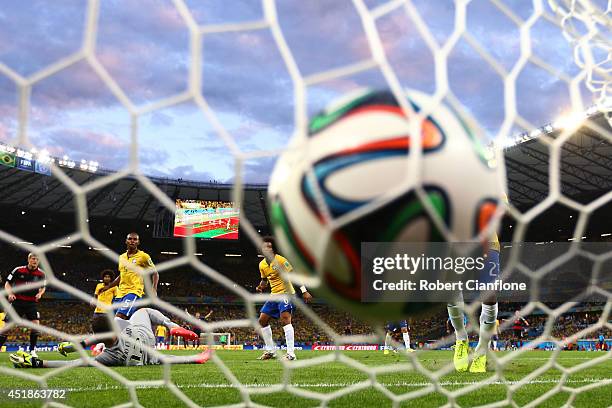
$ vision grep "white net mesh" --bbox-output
[0,0,611,407]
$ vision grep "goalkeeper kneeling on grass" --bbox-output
[10,308,212,368]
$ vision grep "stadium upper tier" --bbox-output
[0,112,610,221]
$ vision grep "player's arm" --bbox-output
[35,274,46,301]
[4,269,17,301]
[151,266,159,294]
[256,279,268,293]
[145,255,159,294]
[104,275,120,291]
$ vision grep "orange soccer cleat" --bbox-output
[170,327,199,341]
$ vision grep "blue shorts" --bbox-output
[386,320,408,332]
[113,293,141,318]
[260,299,294,319]
[479,249,500,283]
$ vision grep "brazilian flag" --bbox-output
[0,152,15,168]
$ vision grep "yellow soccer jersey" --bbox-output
[116,250,155,298]
[259,254,295,295]
[155,325,167,337]
[490,233,500,252]
[0,312,5,329]
[94,283,118,314]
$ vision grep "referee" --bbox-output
[0,253,46,357]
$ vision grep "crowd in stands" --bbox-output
[0,244,610,348]
[1,299,610,347]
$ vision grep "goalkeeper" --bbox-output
[10,308,211,368]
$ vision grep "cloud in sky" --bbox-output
[0,0,602,183]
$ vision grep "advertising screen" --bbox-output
[173,199,239,240]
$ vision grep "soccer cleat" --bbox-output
[469,354,487,373]
[282,354,296,361]
[453,340,469,372]
[58,342,76,356]
[406,348,415,353]
[257,351,276,360]
[30,349,38,358]
[383,349,390,355]
[10,350,36,368]
[170,327,199,341]
[194,349,213,364]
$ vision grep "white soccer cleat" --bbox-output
[30,349,38,358]
[257,351,276,360]
[282,354,296,361]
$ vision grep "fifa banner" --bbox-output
[0,152,16,168]
[16,157,34,172]
[313,345,379,351]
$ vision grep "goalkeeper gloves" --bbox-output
[58,341,77,356]
[10,350,43,368]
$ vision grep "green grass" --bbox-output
[0,350,610,407]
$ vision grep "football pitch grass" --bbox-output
[0,350,610,407]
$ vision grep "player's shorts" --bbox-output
[5,300,40,321]
[113,293,141,318]
[156,336,165,343]
[492,335,499,341]
[260,298,294,319]
[386,320,408,332]
[479,249,500,284]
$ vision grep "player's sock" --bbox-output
[402,332,411,349]
[384,332,391,351]
[447,303,468,341]
[261,325,275,352]
[493,340,498,350]
[475,303,498,355]
[283,324,295,356]
[30,331,39,352]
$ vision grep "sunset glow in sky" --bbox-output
[0,0,604,183]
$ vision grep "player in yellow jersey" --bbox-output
[103,232,159,319]
[93,270,118,318]
[155,324,167,347]
[448,199,503,373]
[256,236,312,361]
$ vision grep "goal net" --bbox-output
[0,0,610,407]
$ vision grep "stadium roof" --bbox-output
[504,111,612,207]
[0,112,609,226]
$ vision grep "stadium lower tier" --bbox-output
[0,301,610,346]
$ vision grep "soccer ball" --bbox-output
[268,89,504,321]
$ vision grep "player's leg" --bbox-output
[447,292,469,372]
[114,293,141,320]
[470,249,500,373]
[26,302,41,357]
[131,308,197,341]
[257,301,277,359]
[401,322,413,352]
[163,349,213,365]
[384,330,392,354]
[279,299,295,360]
